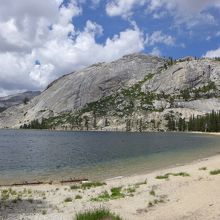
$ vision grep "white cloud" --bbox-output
[0,0,61,53]
[145,31,175,46]
[204,47,220,58]
[105,0,220,27]
[150,47,161,57]
[106,0,146,18]
[0,0,145,95]
[147,0,219,27]
[90,0,101,8]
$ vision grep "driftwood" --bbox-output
[60,178,88,184]
[0,178,89,187]
[12,181,44,186]
[0,181,45,187]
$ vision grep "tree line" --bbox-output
[166,110,220,132]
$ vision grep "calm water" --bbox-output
[0,130,220,184]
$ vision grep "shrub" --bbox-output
[64,197,72,202]
[75,195,82,200]
[210,169,220,175]
[75,208,122,220]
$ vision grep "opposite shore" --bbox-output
[1,154,220,219]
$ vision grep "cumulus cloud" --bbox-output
[0,0,61,53]
[90,0,101,8]
[106,0,146,18]
[204,47,220,58]
[145,31,175,46]
[0,0,145,96]
[147,0,219,27]
[150,47,161,57]
[105,0,220,27]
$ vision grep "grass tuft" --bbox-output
[75,195,82,200]
[70,185,81,190]
[75,208,122,220]
[64,197,72,203]
[156,172,190,180]
[210,169,220,175]
[81,182,106,189]
[91,187,125,202]
[149,190,156,196]
[155,174,169,180]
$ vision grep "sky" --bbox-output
[0,0,220,96]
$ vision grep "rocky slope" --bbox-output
[0,54,220,131]
[0,91,40,112]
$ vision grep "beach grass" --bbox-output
[81,181,106,189]
[91,187,125,202]
[64,197,72,202]
[70,182,106,191]
[156,172,190,179]
[156,174,169,180]
[75,208,122,220]
[210,169,220,175]
[75,195,82,200]
[149,189,156,196]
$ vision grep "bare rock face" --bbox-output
[0,54,166,128]
[0,53,220,130]
[142,60,220,94]
[32,54,165,113]
[0,91,40,111]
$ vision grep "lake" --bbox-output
[0,130,220,184]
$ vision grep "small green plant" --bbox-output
[148,201,154,207]
[70,185,80,190]
[210,169,220,175]
[149,190,156,196]
[81,182,106,189]
[91,191,111,202]
[91,187,125,202]
[156,172,190,180]
[42,210,47,215]
[171,172,190,177]
[148,198,165,208]
[156,174,169,180]
[75,195,82,200]
[75,208,122,220]
[126,187,136,194]
[199,167,207,171]
[110,187,124,199]
[64,197,72,202]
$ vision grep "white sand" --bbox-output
[1,154,220,220]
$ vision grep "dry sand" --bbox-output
[1,154,220,220]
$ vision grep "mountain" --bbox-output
[0,91,41,113]
[0,53,220,131]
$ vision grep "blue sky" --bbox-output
[0,0,220,95]
[72,0,220,58]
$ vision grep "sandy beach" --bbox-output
[1,153,220,220]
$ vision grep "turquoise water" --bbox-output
[0,130,220,184]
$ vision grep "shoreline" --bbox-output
[1,154,220,219]
[2,127,220,135]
